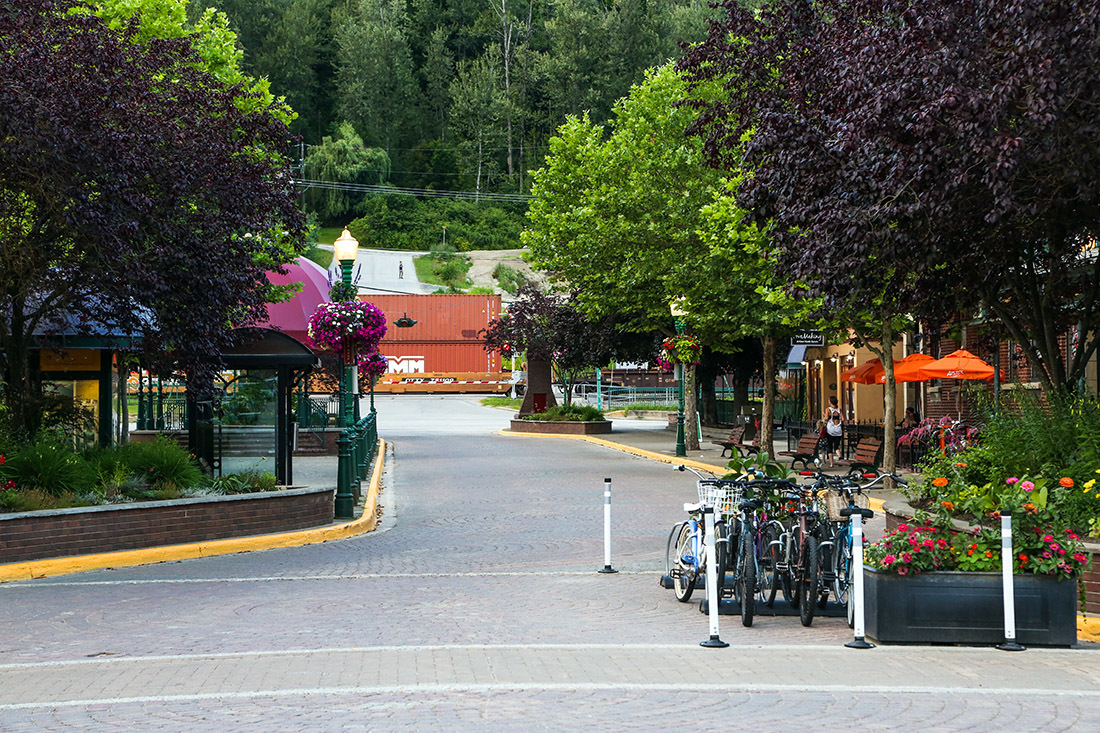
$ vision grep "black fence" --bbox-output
[785,420,931,471]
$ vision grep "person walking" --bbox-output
[398,261,404,279]
[823,396,843,467]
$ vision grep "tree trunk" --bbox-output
[760,333,776,459]
[685,363,699,451]
[697,358,718,426]
[881,320,897,476]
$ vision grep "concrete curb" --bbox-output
[0,440,387,583]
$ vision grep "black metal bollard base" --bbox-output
[996,640,1026,652]
[597,565,618,574]
[700,635,729,649]
[845,636,875,650]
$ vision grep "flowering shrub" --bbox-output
[656,335,702,371]
[357,351,389,381]
[867,505,1090,580]
[306,301,387,355]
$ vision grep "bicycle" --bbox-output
[731,477,794,627]
[770,481,825,626]
[664,466,741,603]
[814,469,909,626]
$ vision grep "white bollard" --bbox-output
[997,513,1026,651]
[700,504,729,648]
[845,511,875,649]
[597,478,617,574]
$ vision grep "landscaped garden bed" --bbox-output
[510,404,611,434]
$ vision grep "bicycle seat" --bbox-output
[683,502,701,513]
[740,498,762,512]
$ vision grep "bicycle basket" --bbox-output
[824,490,870,521]
[698,481,742,515]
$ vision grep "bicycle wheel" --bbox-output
[664,522,684,579]
[761,524,780,607]
[714,520,729,598]
[798,535,821,627]
[832,532,853,624]
[737,526,756,627]
[787,530,802,609]
[672,521,697,603]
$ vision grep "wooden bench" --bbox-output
[835,437,883,471]
[711,426,746,458]
[778,432,821,471]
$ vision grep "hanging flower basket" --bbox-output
[357,351,389,383]
[656,334,702,372]
[307,300,387,355]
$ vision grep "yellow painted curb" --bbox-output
[501,430,886,514]
[1079,615,1100,643]
[501,430,720,475]
[0,439,387,583]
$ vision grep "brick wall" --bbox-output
[0,488,334,563]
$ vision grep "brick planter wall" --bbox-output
[884,500,1100,615]
[510,419,612,435]
[0,488,334,563]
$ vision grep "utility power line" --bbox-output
[292,178,532,203]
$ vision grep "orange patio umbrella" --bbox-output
[875,353,935,384]
[840,358,883,385]
[918,349,1002,381]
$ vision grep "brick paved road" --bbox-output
[0,396,1097,730]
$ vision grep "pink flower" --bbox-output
[901,552,914,563]
[1021,481,1034,492]
[897,567,909,576]
[1042,534,1053,542]
[1043,551,1052,559]
[897,524,908,532]
[1074,553,1088,563]
[1058,548,1066,556]
[1006,477,1019,484]
[923,539,934,549]
[882,554,896,566]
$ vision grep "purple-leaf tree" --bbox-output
[679,0,1100,397]
[0,0,306,434]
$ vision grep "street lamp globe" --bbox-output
[333,227,359,266]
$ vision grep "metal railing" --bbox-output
[784,420,931,471]
[335,409,379,519]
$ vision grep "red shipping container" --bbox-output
[360,294,501,344]
[378,342,500,374]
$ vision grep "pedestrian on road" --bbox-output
[398,261,404,279]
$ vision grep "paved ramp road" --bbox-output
[0,395,1097,731]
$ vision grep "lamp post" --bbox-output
[333,227,359,520]
[670,299,687,458]
[333,228,360,428]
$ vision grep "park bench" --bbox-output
[835,437,883,472]
[712,426,746,458]
[778,432,821,471]
[711,426,761,459]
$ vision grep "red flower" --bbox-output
[1059,477,1074,487]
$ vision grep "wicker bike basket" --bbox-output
[698,480,743,516]
[824,490,869,521]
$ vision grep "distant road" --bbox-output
[317,244,433,295]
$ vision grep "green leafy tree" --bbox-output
[305,122,392,223]
[449,54,509,198]
[335,0,423,154]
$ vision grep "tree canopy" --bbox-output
[679,0,1100,392]
[0,0,305,434]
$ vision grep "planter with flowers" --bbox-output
[865,476,1090,645]
[655,334,702,373]
[306,300,387,359]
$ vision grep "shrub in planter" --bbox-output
[117,436,203,492]
[0,439,96,496]
[517,404,605,422]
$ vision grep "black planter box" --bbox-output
[863,568,1077,646]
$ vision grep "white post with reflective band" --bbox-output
[997,513,1025,651]
[845,511,874,649]
[597,478,617,574]
[700,504,728,648]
